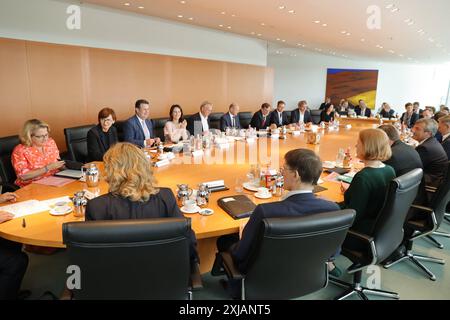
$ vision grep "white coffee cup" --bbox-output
[257,187,270,196]
[183,199,197,211]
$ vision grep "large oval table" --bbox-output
[0,124,375,272]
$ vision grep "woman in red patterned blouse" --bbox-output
[11,119,65,187]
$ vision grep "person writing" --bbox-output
[12,119,65,187]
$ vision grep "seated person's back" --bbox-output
[85,142,199,264]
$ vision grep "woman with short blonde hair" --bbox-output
[12,119,65,187]
[342,129,396,235]
[85,142,199,264]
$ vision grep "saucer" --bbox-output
[243,182,259,192]
[180,205,201,214]
[49,206,73,216]
[255,192,272,199]
[199,208,214,216]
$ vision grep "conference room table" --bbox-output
[0,123,378,273]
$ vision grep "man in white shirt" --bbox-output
[187,101,213,136]
[124,99,160,148]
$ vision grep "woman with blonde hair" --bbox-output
[342,129,395,234]
[11,119,65,187]
[85,142,199,263]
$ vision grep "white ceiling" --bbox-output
[82,0,450,64]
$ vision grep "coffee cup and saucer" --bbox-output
[254,187,272,199]
[180,199,201,214]
[49,202,73,216]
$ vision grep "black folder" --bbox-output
[218,195,257,220]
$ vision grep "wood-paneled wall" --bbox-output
[0,38,274,150]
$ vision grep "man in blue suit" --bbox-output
[124,99,160,148]
[355,100,372,117]
[290,100,313,125]
[220,103,241,131]
[212,149,340,297]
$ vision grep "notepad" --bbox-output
[33,176,75,187]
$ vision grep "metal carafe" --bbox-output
[177,184,193,207]
[83,163,99,188]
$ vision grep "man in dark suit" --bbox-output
[355,100,372,117]
[290,100,313,125]
[438,115,450,159]
[187,101,213,136]
[123,99,160,148]
[412,119,448,187]
[220,103,241,131]
[211,149,340,296]
[250,103,271,130]
[268,100,290,127]
[319,97,332,110]
[400,103,420,129]
[378,125,423,177]
[0,193,28,300]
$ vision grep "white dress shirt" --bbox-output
[278,112,283,125]
[137,116,151,147]
[299,111,305,124]
[442,132,450,142]
[200,113,209,132]
[281,189,313,200]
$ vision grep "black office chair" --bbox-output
[285,110,292,124]
[310,110,322,125]
[383,164,449,281]
[0,135,20,192]
[114,121,126,142]
[238,112,253,129]
[330,169,423,300]
[63,218,201,300]
[219,210,355,300]
[64,125,95,163]
[209,112,224,130]
[151,118,168,141]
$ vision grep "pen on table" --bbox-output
[22,218,26,228]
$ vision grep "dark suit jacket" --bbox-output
[384,140,423,177]
[231,193,339,273]
[269,111,290,127]
[123,115,155,148]
[220,113,241,131]
[87,125,118,162]
[441,135,450,160]
[416,137,448,187]
[290,109,313,124]
[355,107,372,117]
[85,188,199,264]
[320,110,336,123]
[400,112,419,128]
[380,109,396,119]
[250,110,270,130]
[319,103,331,110]
[187,112,211,136]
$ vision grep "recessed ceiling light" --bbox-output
[398,54,404,57]
[428,38,435,43]
[297,43,302,46]
[180,0,186,3]
[218,24,223,27]
[227,26,232,29]
[231,14,236,17]
[314,20,321,24]
[124,2,130,6]
[388,50,395,54]
[250,32,255,35]
[138,6,144,9]
[260,22,266,26]
[376,45,384,49]
[391,7,399,12]
[385,4,394,9]
[341,30,347,34]
[257,33,262,37]
[221,11,226,15]
[278,5,286,10]
[288,10,295,14]
[346,33,351,36]
[188,17,194,20]
[177,15,183,18]
[282,39,286,42]
[276,38,281,41]
[322,23,327,27]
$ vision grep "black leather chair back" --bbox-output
[63,218,191,300]
[285,110,292,124]
[0,135,20,190]
[114,121,126,142]
[310,109,322,124]
[153,117,169,141]
[238,112,252,129]
[372,168,423,262]
[429,162,450,226]
[243,210,355,300]
[209,112,224,130]
[64,125,95,163]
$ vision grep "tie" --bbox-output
[142,120,150,140]
[262,116,266,128]
[279,113,282,125]
[231,116,235,128]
